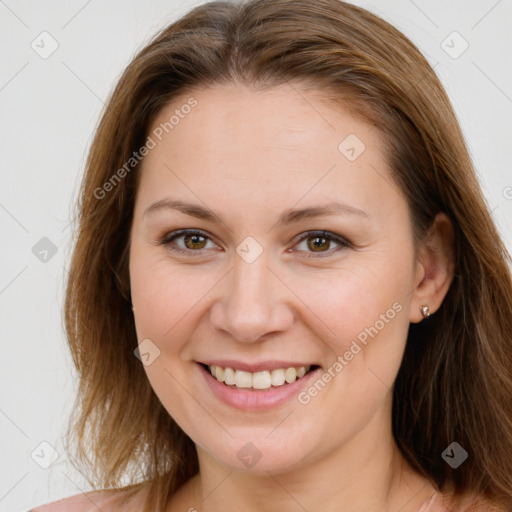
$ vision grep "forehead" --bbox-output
[147,82,376,162]
[137,83,402,223]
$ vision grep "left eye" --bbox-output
[292,231,349,257]
[160,229,349,257]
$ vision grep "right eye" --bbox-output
[160,229,219,255]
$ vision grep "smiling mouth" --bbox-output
[203,363,320,390]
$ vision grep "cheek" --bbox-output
[130,253,217,343]
[289,267,410,441]
[287,254,412,403]
[285,255,409,346]
[129,254,215,433]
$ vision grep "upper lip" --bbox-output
[198,360,319,373]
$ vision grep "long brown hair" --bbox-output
[64,1,512,510]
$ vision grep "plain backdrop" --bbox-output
[0,0,511,510]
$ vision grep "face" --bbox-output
[129,83,420,474]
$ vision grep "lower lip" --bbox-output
[198,363,322,410]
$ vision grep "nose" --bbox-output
[209,251,294,343]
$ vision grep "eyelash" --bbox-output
[159,229,350,258]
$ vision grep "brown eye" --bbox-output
[294,231,350,258]
[184,233,207,250]
[161,229,217,255]
[307,235,331,252]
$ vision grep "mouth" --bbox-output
[202,363,320,390]
[197,361,322,409]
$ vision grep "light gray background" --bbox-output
[1,0,511,510]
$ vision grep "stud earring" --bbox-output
[420,305,430,318]
[131,305,135,312]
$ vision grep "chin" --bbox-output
[196,427,322,475]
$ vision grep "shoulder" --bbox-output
[29,489,134,512]
[460,498,510,512]
[435,491,510,512]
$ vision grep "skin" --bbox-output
[126,82,455,512]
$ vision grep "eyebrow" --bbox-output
[143,198,369,226]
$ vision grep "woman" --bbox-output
[33,0,512,511]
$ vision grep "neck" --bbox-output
[171,396,436,512]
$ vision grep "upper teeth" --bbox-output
[208,364,311,389]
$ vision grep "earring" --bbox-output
[420,305,430,318]
[131,305,135,312]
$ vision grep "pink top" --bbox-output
[416,491,508,512]
[416,493,441,512]
[416,492,437,512]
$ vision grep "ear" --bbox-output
[409,212,455,323]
